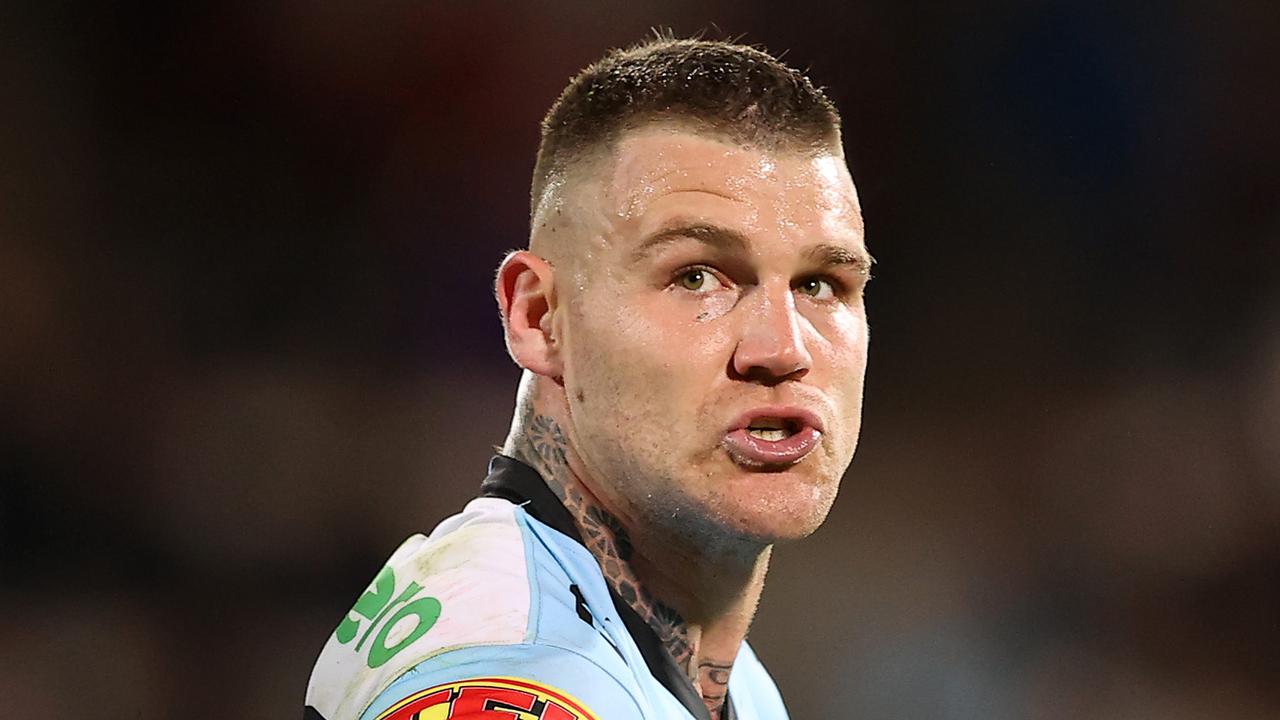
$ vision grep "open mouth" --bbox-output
[744,417,800,442]
[724,408,824,468]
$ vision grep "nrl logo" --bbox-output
[375,678,602,720]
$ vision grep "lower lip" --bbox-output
[722,427,822,468]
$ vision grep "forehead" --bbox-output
[595,127,865,240]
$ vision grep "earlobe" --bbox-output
[495,251,563,378]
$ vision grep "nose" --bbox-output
[731,285,813,383]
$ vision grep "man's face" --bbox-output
[549,127,870,546]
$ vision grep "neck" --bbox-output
[502,381,770,720]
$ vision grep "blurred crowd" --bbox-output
[1,2,1276,718]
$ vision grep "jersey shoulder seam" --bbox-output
[512,506,542,643]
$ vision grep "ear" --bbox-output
[495,250,563,379]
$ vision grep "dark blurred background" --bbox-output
[2,1,1278,717]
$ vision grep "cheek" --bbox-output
[827,305,868,357]
[690,292,737,322]
[566,292,737,431]
[816,308,869,397]
[584,290,736,367]
[566,293,679,409]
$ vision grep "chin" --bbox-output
[704,464,840,545]
[725,505,832,544]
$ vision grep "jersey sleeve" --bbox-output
[305,501,650,720]
[355,643,646,720]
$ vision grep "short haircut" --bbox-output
[531,37,842,217]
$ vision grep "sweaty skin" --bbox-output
[500,126,870,719]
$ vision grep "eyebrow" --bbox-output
[804,243,874,275]
[631,223,749,263]
[632,222,873,273]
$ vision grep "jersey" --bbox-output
[305,456,790,720]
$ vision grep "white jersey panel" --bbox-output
[306,498,533,720]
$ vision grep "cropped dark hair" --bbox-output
[532,37,842,216]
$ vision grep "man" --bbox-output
[306,36,871,720]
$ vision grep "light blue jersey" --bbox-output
[305,457,789,720]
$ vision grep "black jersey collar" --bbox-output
[480,455,735,720]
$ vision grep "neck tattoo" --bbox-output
[513,411,732,718]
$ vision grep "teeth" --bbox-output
[748,417,788,430]
[748,428,790,441]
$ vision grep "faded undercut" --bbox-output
[531,36,843,219]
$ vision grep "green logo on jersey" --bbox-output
[335,566,442,669]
